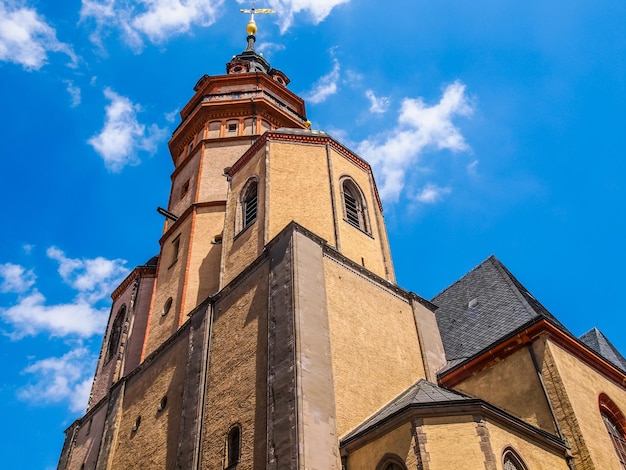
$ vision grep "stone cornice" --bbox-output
[228,131,384,212]
[339,396,568,456]
[111,265,156,301]
[439,318,626,390]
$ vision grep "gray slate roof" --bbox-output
[432,255,567,365]
[580,327,626,373]
[342,379,471,442]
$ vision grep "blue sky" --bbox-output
[0,0,625,467]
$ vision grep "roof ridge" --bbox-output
[488,256,537,323]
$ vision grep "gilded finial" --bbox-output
[240,1,275,37]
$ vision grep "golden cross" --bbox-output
[240,1,275,35]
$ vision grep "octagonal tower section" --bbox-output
[143,40,307,358]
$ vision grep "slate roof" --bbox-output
[580,327,626,373]
[432,255,568,366]
[342,379,472,442]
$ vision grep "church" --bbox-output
[57,14,626,470]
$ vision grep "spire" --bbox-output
[226,3,290,87]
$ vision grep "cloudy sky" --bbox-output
[0,0,625,467]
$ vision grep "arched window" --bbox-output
[600,394,626,468]
[105,305,126,363]
[341,178,369,233]
[503,448,527,470]
[375,454,407,470]
[226,424,241,467]
[239,178,258,232]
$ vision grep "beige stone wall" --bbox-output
[347,422,417,469]
[197,140,251,202]
[266,141,335,245]
[487,419,569,470]
[423,416,487,468]
[221,147,266,286]
[144,218,191,357]
[324,257,425,436]
[169,148,200,216]
[453,346,557,433]
[329,147,390,280]
[110,338,188,469]
[546,340,626,470]
[182,205,224,313]
[201,262,269,469]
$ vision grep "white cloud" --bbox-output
[257,41,285,56]
[88,88,167,172]
[357,81,473,202]
[1,289,108,339]
[0,248,128,338]
[47,246,129,304]
[0,2,77,70]
[414,184,452,204]
[304,57,340,104]
[64,80,82,107]
[80,0,224,51]
[18,347,96,412]
[0,263,36,293]
[259,0,349,33]
[164,108,179,123]
[365,89,390,114]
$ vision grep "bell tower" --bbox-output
[143,21,308,357]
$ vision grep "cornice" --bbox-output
[158,201,227,245]
[111,265,156,301]
[228,131,384,212]
[439,318,626,390]
[340,396,568,456]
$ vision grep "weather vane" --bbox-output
[240,0,275,36]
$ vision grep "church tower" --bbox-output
[57,15,444,469]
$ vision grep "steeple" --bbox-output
[226,4,290,85]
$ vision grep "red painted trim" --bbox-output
[440,319,626,390]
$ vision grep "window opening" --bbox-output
[162,297,173,317]
[227,425,241,467]
[132,416,141,432]
[603,412,626,468]
[187,142,194,155]
[503,448,527,470]
[181,180,190,198]
[342,179,369,233]
[171,235,180,266]
[243,182,258,228]
[228,123,237,133]
[105,305,126,363]
[158,395,168,412]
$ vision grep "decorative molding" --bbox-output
[439,319,626,391]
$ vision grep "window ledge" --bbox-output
[343,218,374,239]
[233,219,257,241]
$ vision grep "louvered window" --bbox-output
[342,179,369,233]
[603,412,626,469]
[243,181,258,228]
